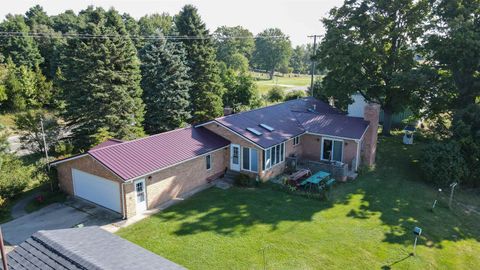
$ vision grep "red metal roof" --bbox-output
[88,127,229,180]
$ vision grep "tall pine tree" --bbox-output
[174,5,224,122]
[0,14,43,68]
[140,37,191,134]
[58,7,144,150]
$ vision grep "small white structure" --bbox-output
[347,93,368,117]
[403,125,416,145]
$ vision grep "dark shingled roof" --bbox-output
[88,126,230,181]
[3,227,185,270]
[215,97,369,148]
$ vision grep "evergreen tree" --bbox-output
[140,37,191,134]
[175,5,225,122]
[52,10,79,33]
[58,7,145,150]
[0,14,43,68]
[137,13,173,49]
[25,5,63,79]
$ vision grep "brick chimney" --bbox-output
[362,103,380,167]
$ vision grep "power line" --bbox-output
[0,31,284,40]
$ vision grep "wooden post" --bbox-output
[0,227,8,270]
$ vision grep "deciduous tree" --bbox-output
[316,0,429,135]
[253,28,291,79]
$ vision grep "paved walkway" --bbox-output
[11,191,41,219]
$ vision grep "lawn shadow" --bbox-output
[151,135,480,249]
[343,136,480,249]
[154,186,334,236]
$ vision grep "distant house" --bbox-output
[51,97,379,218]
[2,227,184,270]
[348,92,413,126]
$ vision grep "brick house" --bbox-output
[51,97,379,218]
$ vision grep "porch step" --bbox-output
[222,170,241,184]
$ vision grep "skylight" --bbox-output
[246,127,263,136]
[259,123,274,132]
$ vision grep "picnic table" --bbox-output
[300,171,330,186]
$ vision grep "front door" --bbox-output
[134,179,147,213]
[230,144,241,171]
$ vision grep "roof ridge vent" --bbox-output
[259,123,274,132]
[246,127,263,136]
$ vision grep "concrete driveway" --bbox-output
[1,198,121,245]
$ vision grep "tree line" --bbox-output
[314,0,479,187]
[0,4,308,152]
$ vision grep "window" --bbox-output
[242,147,258,172]
[251,149,258,172]
[262,142,286,171]
[293,136,300,146]
[206,154,212,170]
[322,138,343,162]
[242,147,250,170]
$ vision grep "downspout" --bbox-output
[355,139,361,171]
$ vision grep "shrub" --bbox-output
[267,86,285,102]
[234,173,255,187]
[284,90,306,101]
[420,141,469,187]
[0,154,32,198]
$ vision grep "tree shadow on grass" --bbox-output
[343,136,480,249]
[152,135,479,251]
[154,186,334,236]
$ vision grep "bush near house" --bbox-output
[234,173,256,187]
[420,141,469,187]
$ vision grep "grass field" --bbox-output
[118,135,479,269]
[253,72,311,95]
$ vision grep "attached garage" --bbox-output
[52,128,230,219]
[72,169,121,213]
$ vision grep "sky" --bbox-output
[2,0,344,46]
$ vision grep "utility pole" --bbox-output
[0,227,8,270]
[40,117,54,191]
[40,117,50,171]
[308,34,321,96]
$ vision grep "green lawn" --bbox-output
[117,136,480,269]
[253,73,311,95]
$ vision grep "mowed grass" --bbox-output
[253,73,311,94]
[117,136,480,269]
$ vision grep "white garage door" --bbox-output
[72,169,121,213]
